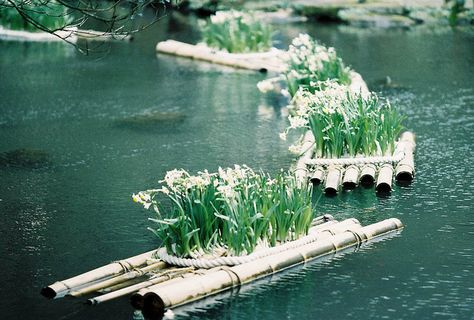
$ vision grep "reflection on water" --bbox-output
[0,13,473,320]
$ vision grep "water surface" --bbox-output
[0,14,473,320]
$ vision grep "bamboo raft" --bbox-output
[295,131,416,194]
[156,40,286,72]
[42,215,404,316]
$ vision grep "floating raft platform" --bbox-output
[42,215,403,316]
[294,131,416,195]
[156,40,286,72]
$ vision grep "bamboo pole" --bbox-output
[156,40,280,72]
[295,131,315,186]
[41,249,158,299]
[68,261,166,297]
[310,166,325,185]
[342,165,359,190]
[359,164,377,187]
[87,267,194,306]
[139,218,403,314]
[395,132,416,182]
[324,166,342,195]
[376,164,394,192]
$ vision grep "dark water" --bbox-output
[0,13,473,320]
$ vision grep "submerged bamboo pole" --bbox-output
[376,164,394,192]
[41,249,158,299]
[342,165,359,190]
[138,218,403,314]
[310,166,325,185]
[324,166,342,195]
[359,164,377,187]
[395,132,416,182]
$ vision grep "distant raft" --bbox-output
[294,131,416,195]
[156,39,286,72]
[41,215,403,317]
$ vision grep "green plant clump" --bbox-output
[133,166,313,257]
[200,10,273,53]
[281,80,405,158]
[283,33,352,97]
[0,1,73,32]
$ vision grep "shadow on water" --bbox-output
[0,148,51,169]
[112,111,187,134]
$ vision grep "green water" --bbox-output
[0,14,473,320]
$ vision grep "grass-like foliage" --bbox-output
[133,166,313,257]
[281,81,405,158]
[283,34,352,97]
[0,1,73,32]
[200,10,273,53]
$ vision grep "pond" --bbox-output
[0,13,473,320]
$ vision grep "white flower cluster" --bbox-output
[210,10,252,25]
[280,80,353,155]
[285,33,338,74]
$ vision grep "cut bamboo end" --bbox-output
[395,131,416,182]
[359,164,377,187]
[324,167,342,195]
[310,167,325,185]
[342,165,359,190]
[376,164,394,193]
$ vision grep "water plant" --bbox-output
[283,34,352,97]
[200,10,273,53]
[0,1,73,32]
[133,166,313,257]
[281,80,405,158]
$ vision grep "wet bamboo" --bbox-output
[310,166,325,185]
[395,132,416,182]
[87,267,194,305]
[324,166,342,194]
[376,164,394,192]
[132,219,362,307]
[41,249,158,299]
[139,218,403,314]
[359,163,377,187]
[342,165,359,190]
[295,131,315,185]
[68,261,166,297]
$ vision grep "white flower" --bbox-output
[279,132,287,141]
[143,202,152,210]
[289,116,308,129]
[288,144,303,155]
[217,185,236,199]
[132,193,141,203]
